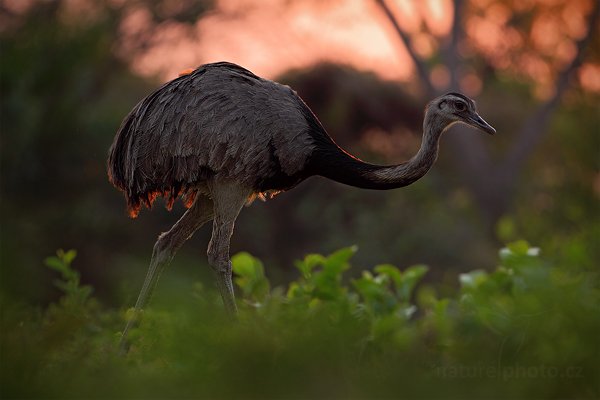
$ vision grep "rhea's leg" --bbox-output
[207,181,251,315]
[120,195,213,354]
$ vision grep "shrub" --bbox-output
[1,241,598,399]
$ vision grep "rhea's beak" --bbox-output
[468,113,496,135]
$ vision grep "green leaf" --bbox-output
[232,252,259,278]
[44,256,66,273]
[45,254,78,281]
[459,270,488,289]
[323,246,357,275]
[397,264,428,302]
[374,264,403,288]
[295,253,326,278]
[353,271,398,315]
[353,272,383,299]
[232,252,270,302]
[499,240,542,272]
[501,240,537,260]
[62,249,77,265]
[507,240,531,255]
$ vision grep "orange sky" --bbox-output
[5,0,597,92]
[118,0,598,94]
[128,0,452,82]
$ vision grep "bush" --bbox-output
[1,242,598,399]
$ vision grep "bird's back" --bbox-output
[108,62,323,217]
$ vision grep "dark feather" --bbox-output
[107,62,323,217]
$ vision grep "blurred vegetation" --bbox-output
[1,242,599,398]
[0,0,599,398]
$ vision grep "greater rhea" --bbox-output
[108,62,495,352]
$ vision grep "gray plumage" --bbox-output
[108,62,495,354]
[109,62,318,216]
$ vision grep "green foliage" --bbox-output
[288,246,356,302]
[353,263,427,322]
[44,249,92,311]
[2,242,599,399]
[232,252,270,304]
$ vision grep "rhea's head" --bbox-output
[429,92,496,135]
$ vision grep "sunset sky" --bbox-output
[127,0,432,81]
[115,0,599,95]
[4,0,593,93]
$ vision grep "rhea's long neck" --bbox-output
[312,109,446,190]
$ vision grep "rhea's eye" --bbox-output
[455,101,466,111]
[455,101,466,112]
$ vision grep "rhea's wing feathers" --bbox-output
[107,62,316,216]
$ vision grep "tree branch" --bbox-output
[503,1,600,174]
[441,0,497,223]
[444,0,464,91]
[443,0,490,168]
[374,0,436,97]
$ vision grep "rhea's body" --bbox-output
[110,62,333,215]
[108,61,495,353]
